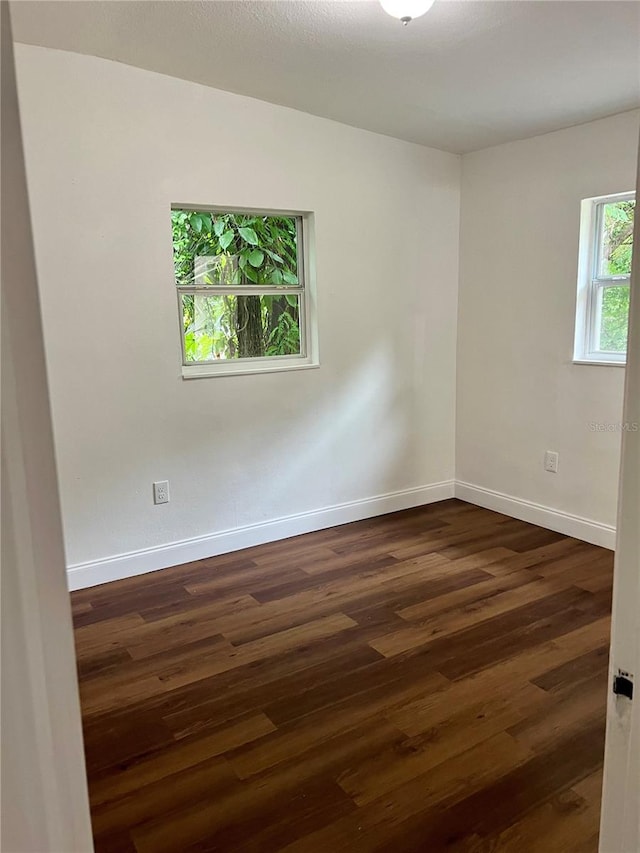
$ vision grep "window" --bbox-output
[574,191,635,365]
[172,207,317,377]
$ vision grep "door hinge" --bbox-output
[613,670,634,700]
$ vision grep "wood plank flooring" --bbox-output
[71,499,613,852]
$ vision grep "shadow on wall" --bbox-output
[175,343,421,532]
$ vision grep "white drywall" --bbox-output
[457,111,640,531]
[13,45,639,586]
[14,45,460,576]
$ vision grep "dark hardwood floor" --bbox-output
[71,499,613,852]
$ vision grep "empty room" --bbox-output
[2,0,640,851]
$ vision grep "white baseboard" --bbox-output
[67,478,617,591]
[67,480,456,591]
[454,481,616,551]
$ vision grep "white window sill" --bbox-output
[572,358,627,368]
[182,360,320,379]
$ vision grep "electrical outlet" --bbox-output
[544,451,559,474]
[153,480,170,505]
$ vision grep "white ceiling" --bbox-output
[11,0,640,153]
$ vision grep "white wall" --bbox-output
[14,45,638,587]
[15,45,460,584]
[457,111,640,538]
[1,10,92,850]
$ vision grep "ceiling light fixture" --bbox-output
[379,0,435,25]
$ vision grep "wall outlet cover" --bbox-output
[544,451,559,474]
[153,481,170,504]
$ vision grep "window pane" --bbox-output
[598,286,630,353]
[172,210,300,286]
[181,293,301,362]
[598,199,635,277]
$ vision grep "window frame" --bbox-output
[172,205,319,379]
[573,190,634,367]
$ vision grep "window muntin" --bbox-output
[172,209,312,374]
[574,192,634,365]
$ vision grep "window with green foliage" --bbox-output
[172,208,313,374]
[574,192,635,365]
